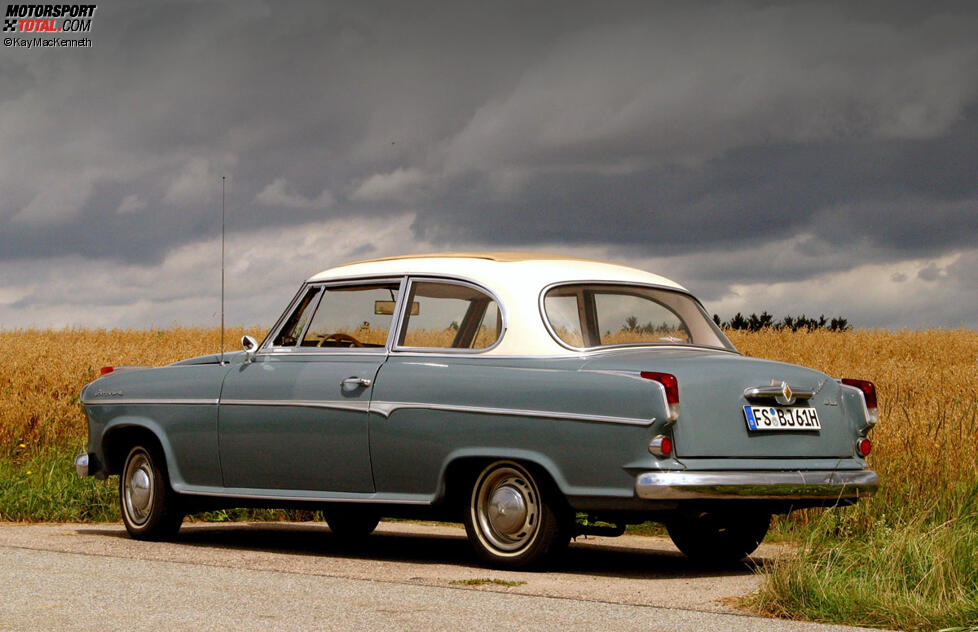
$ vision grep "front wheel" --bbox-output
[463,461,568,569]
[120,445,184,540]
[666,510,770,563]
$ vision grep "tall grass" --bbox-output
[727,329,978,631]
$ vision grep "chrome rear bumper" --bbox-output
[635,469,878,501]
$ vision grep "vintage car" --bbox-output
[76,253,878,567]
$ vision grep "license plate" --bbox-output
[743,405,821,431]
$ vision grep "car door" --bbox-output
[218,279,402,493]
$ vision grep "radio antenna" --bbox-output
[220,175,226,365]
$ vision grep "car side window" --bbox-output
[300,283,400,349]
[273,287,321,346]
[398,281,502,350]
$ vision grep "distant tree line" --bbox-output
[712,311,851,332]
[623,315,679,335]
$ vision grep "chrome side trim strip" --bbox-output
[80,398,218,406]
[635,469,879,500]
[369,400,653,426]
[176,487,431,505]
[220,399,370,413]
[81,396,650,426]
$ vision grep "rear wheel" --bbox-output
[325,510,380,539]
[120,445,183,540]
[463,461,569,569]
[666,510,770,563]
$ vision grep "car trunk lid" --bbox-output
[582,347,854,459]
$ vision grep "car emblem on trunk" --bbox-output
[774,380,794,406]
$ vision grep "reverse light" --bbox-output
[649,434,673,457]
[100,366,115,376]
[856,437,872,457]
[842,378,878,426]
[641,371,680,422]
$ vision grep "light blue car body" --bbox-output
[78,255,878,523]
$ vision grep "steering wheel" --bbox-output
[319,332,364,348]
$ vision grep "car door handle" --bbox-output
[341,376,372,389]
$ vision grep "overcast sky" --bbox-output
[2,1,976,331]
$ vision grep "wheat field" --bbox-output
[2,326,977,499]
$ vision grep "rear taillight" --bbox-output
[856,437,872,457]
[649,434,673,457]
[100,366,115,376]
[641,371,679,422]
[842,378,878,426]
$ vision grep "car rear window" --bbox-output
[543,284,734,351]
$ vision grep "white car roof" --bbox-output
[307,252,688,356]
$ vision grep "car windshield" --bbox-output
[543,284,735,351]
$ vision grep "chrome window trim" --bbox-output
[260,350,388,358]
[369,400,654,427]
[538,280,738,354]
[391,276,508,355]
[259,276,406,356]
[388,352,587,360]
[576,342,741,357]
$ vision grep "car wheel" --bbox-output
[325,510,380,539]
[120,445,183,541]
[463,461,567,569]
[666,511,770,563]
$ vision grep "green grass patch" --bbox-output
[0,443,333,524]
[749,481,978,631]
[623,520,667,537]
[450,578,526,587]
[0,442,118,522]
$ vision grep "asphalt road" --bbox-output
[0,522,882,632]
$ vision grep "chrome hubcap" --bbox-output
[488,486,527,535]
[473,464,540,554]
[123,452,155,526]
[130,470,151,512]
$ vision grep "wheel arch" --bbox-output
[437,449,571,511]
[101,418,181,485]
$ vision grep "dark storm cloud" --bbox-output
[1,0,977,327]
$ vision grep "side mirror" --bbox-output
[241,335,258,362]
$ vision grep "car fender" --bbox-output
[101,416,186,487]
[437,447,574,500]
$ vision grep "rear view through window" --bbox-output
[543,284,733,351]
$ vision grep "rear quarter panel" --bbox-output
[368,355,678,506]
